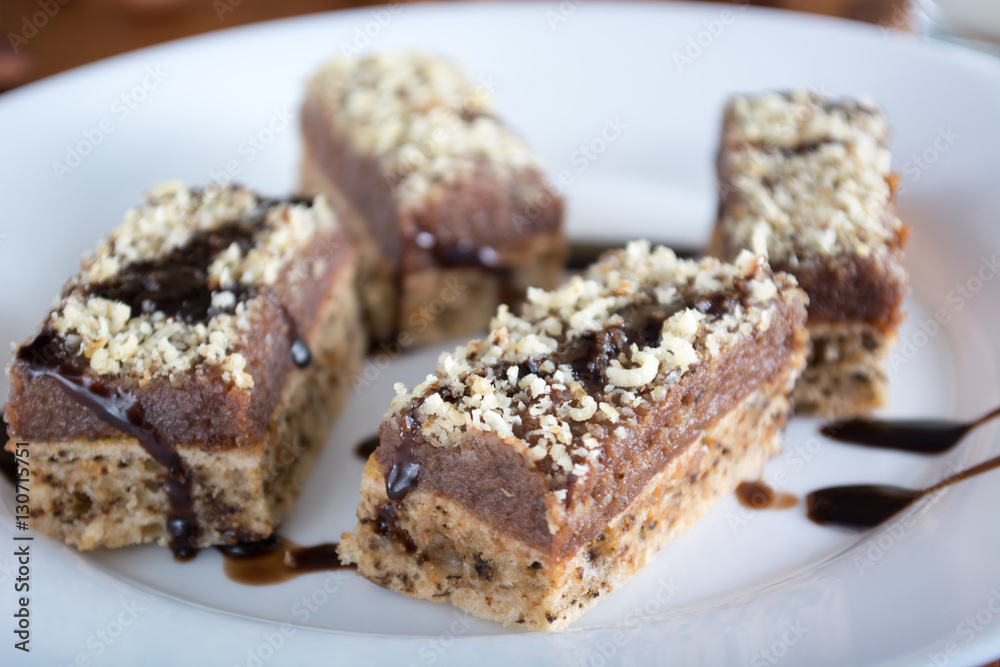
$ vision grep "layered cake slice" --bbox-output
[711,90,909,418]
[340,242,808,629]
[300,50,566,344]
[3,182,364,556]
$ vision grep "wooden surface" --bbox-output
[0,0,909,92]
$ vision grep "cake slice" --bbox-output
[300,50,566,345]
[340,242,808,629]
[710,90,909,418]
[3,182,364,556]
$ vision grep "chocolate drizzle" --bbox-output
[218,535,351,585]
[376,419,421,558]
[17,333,200,558]
[382,410,422,502]
[420,234,505,270]
[385,439,420,501]
[820,405,1000,454]
[544,293,737,394]
[87,222,257,324]
[374,503,418,554]
[807,452,1000,530]
[735,480,798,510]
[290,338,312,368]
[279,307,312,369]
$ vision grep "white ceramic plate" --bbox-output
[2,3,1000,665]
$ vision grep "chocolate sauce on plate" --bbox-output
[735,480,798,510]
[218,535,351,585]
[0,413,17,485]
[354,434,379,461]
[806,451,1000,530]
[820,405,1000,454]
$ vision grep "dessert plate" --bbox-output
[3,2,1000,664]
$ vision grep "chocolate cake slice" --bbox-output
[711,90,909,418]
[300,50,566,344]
[3,182,364,556]
[340,242,808,629]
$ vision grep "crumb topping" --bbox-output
[725,90,888,149]
[42,182,337,385]
[306,50,544,209]
[390,241,800,489]
[720,90,904,262]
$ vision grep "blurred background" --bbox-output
[0,0,911,93]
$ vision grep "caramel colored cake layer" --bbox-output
[711,90,909,418]
[300,50,566,344]
[4,183,364,555]
[340,242,808,629]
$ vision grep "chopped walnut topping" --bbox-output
[720,90,904,263]
[725,90,888,149]
[391,241,801,489]
[44,183,338,385]
[306,51,544,210]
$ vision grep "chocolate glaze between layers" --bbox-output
[5,223,352,450]
[300,97,563,276]
[373,294,806,558]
